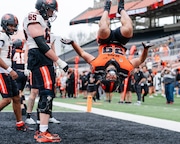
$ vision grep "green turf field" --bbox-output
[1,92,180,122]
[53,92,180,122]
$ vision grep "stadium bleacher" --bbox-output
[59,0,180,67]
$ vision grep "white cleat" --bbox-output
[134,101,141,106]
[25,118,36,125]
[49,117,60,124]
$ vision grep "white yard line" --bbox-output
[53,101,180,133]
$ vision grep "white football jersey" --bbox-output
[0,32,12,73]
[23,12,47,49]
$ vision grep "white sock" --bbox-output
[40,125,48,132]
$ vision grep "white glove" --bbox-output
[24,64,30,76]
[56,59,68,72]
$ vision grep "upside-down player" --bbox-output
[61,0,153,94]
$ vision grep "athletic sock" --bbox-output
[40,125,48,132]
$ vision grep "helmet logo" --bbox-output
[46,0,53,4]
[4,14,11,20]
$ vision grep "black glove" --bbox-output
[142,42,154,49]
[60,38,74,45]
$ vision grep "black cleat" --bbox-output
[118,0,124,14]
[104,0,112,13]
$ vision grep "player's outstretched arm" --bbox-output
[60,38,95,64]
[130,42,154,68]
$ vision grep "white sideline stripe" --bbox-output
[53,101,180,133]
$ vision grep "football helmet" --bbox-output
[1,13,18,35]
[35,0,58,21]
[12,39,24,49]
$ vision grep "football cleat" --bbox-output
[104,0,112,13]
[34,130,40,140]
[25,118,36,125]
[49,117,60,124]
[118,0,124,14]
[35,131,61,143]
[16,121,34,132]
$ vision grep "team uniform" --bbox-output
[90,43,134,92]
[0,32,19,98]
[25,19,60,125]
[29,22,56,90]
[23,12,55,115]
[11,40,28,115]
[11,41,27,93]
[22,0,63,142]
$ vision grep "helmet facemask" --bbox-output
[105,65,118,82]
[48,9,57,22]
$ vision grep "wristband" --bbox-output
[7,67,13,73]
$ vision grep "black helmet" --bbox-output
[35,0,58,21]
[1,13,18,35]
[12,39,24,49]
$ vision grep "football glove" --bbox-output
[60,38,74,45]
[142,42,154,49]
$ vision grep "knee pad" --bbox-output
[37,90,54,114]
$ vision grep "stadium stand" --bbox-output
[59,0,180,68]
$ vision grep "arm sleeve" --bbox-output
[33,35,50,54]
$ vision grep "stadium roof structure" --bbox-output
[59,0,180,66]
[69,0,180,26]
